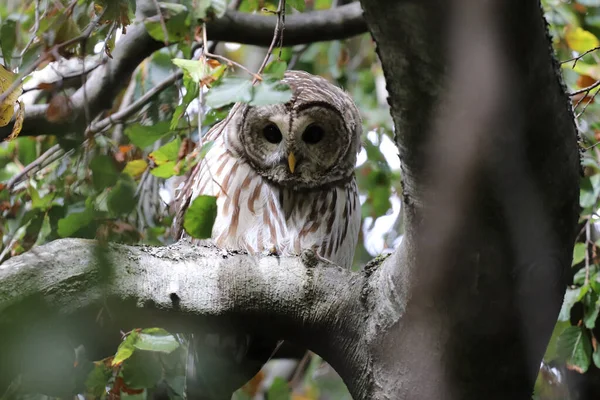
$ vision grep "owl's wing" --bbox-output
[172,119,289,253]
[172,120,228,240]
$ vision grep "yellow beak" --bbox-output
[288,152,296,174]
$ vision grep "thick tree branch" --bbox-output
[0,238,378,397]
[0,3,366,141]
[205,2,365,46]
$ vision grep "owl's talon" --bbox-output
[263,246,279,256]
[301,248,336,267]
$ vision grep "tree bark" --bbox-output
[360,0,579,398]
[0,1,580,399]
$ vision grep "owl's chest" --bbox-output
[196,148,358,267]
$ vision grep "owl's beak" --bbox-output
[288,152,296,174]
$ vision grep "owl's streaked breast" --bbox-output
[183,125,361,269]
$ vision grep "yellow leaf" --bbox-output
[7,100,24,141]
[566,27,600,53]
[123,159,148,178]
[0,65,23,128]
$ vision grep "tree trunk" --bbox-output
[359,0,579,398]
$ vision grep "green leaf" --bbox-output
[125,121,173,149]
[574,265,597,285]
[0,18,17,66]
[144,2,190,43]
[199,140,214,159]
[85,362,113,398]
[29,186,54,211]
[183,195,217,239]
[594,337,600,369]
[580,175,600,209]
[120,389,147,399]
[193,0,227,19]
[264,60,288,79]
[566,27,600,53]
[250,79,293,106]
[134,328,179,353]
[573,242,587,266]
[584,292,600,329]
[150,161,177,178]
[57,205,95,237]
[170,75,199,129]
[90,155,120,191]
[287,0,305,12]
[544,320,570,363]
[121,351,162,389]
[149,137,181,165]
[205,77,253,108]
[267,377,291,400]
[558,287,582,322]
[107,175,137,216]
[557,325,592,374]
[123,159,148,178]
[172,58,209,83]
[113,331,140,366]
[17,137,37,166]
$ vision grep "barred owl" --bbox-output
[175,70,362,268]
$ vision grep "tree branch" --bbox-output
[0,238,376,397]
[205,2,365,47]
[0,3,366,141]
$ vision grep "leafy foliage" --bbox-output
[0,0,391,397]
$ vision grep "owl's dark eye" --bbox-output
[302,124,325,144]
[263,123,282,144]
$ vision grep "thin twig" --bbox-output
[20,0,42,58]
[0,11,104,105]
[569,79,600,96]
[6,144,62,190]
[585,222,591,286]
[7,69,183,190]
[174,0,288,233]
[562,46,600,67]
[151,0,170,46]
[576,85,600,119]
[86,70,183,135]
[205,52,263,81]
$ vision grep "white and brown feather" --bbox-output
[174,71,361,269]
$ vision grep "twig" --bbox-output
[0,11,104,105]
[174,0,289,234]
[6,144,62,190]
[205,52,263,81]
[7,68,183,190]
[569,79,600,96]
[151,0,170,46]
[585,222,591,286]
[576,85,600,119]
[562,46,600,67]
[20,0,42,58]
[256,0,287,75]
[86,70,183,135]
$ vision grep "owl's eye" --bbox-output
[302,124,325,144]
[263,123,282,144]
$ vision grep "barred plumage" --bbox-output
[174,70,362,268]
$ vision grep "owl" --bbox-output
[174,70,362,269]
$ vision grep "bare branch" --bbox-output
[0,3,366,141]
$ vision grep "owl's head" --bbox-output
[228,70,362,189]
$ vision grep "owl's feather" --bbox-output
[174,71,361,268]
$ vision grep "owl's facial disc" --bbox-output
[238,103,353,189]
